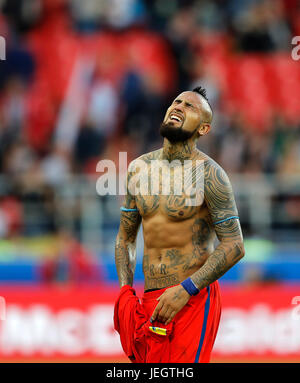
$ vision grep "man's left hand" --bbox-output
[151,284,191,325]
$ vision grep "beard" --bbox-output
[159,122,196,143]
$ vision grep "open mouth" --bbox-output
[169,113,184,123]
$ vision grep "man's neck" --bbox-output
[162,138,198,162]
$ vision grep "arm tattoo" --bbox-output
[204,160,242,241]
[115,171,141,287]
[190,160,245,289]
[190,241,244,289]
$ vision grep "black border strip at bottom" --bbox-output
[0,363,299,381]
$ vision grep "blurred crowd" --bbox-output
[0,0,300,242]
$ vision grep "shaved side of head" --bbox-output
[192,86,213,124]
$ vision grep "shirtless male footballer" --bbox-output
[113,86,245,363]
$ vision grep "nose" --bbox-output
[172,106,184,114]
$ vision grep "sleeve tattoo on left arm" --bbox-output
[190,161,245,290]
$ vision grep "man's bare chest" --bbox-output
[132,161,205,219]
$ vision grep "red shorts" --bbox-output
[114,281,221,363]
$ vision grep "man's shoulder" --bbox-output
[126,149,162,174]
[199,153,234,201]
[132,149,163,164]
[198,151,225,173]
[198,151,232,189]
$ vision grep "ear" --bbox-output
[197,123,211,137]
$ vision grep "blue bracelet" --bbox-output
[120,207,138,212]
[181,277,200,296]
[213,216,239,225]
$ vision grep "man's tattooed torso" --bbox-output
[131,148,219,291]
[115,145,243,290]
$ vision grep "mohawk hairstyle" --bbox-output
[192,86,213,122]
[192,86,209,102]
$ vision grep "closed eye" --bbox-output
[172,99,194,108]
[185,102,194,108]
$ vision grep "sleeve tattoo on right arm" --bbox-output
[115,170,141,287]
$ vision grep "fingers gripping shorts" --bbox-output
[113,281,221,363]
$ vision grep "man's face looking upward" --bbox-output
[160,91,212,144]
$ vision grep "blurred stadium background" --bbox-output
[0,0,300,363]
